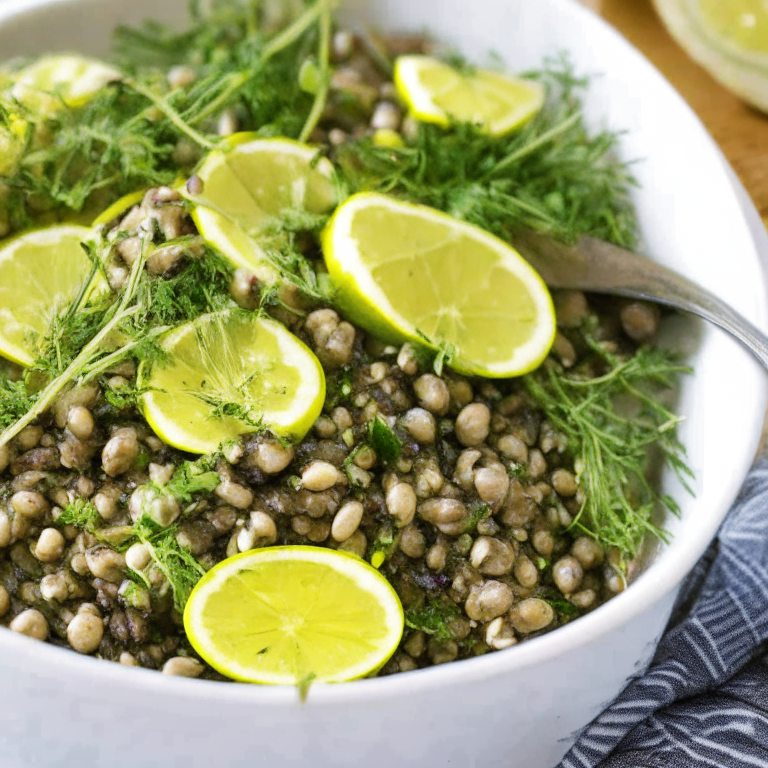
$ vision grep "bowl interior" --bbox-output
[0,0,766,697]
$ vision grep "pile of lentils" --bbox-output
[0,28,663,680]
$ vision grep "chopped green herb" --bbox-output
[368,414,402,463]
[134,513,206,612]
[369,521,397,568]
[160,460,220,504]
[461,503,491,534]
[55,498,102,534]
[404,598,461,642]
[545,595,580,619]
[524,321,692,557]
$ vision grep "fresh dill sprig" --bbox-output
[55,498,102,534]
[134,513,206,612]
[0,0,328,231]
[257,208,332,302]
[160,460,220,504]
[335,56,637,248]
[404,598,461,642]
[0,376,36,430]
[524,322,692,557]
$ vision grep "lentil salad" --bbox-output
[0,0,690,682]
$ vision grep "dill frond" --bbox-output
[0,376,36,430]
[134,514,206,612]
[161,460,220,504]
[0,0,326,231]
[524,322,692,557]
[335,57,637,248]
[55,498,102,533]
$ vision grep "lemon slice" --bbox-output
[0,225,94,366]
[184,136,337,282]
[10,54,120,116]
[184,546,404,685]
[140,309,325,454]
[696,0,768,53]
[394,55,545,136]
[322,193,555,378]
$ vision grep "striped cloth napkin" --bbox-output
[559,459,768,768]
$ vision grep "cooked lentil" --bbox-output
[0,19,683,685]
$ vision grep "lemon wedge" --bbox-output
[0,225,94,367]
[322,193,555,378]
[184,546,404,685]
[394,55,545,136]
[139,309,325,454]
[184,136,337,283]
[10,54,120,116]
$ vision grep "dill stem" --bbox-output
[298,1,332,143]
[0,305,140,448]
[261,0,325,62]
[487,112,581,177]
[79,326,168,383]
[124,79,217,150]
[0,240,149,447]
[187,72,250,127]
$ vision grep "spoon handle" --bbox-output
[513,231,768,370]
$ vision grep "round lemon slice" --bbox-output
[140,309,325,454]
[0,225,94,367]
[184,546,404,685]
[10,54,120,116]
[184,136,337,282]
[394,55,545,136]
[322,193,555,378]
[696,0,768,53]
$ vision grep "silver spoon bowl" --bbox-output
[515,230,768,369]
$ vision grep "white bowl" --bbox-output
[1,1,767,767]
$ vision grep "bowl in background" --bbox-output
[654,0,768,111]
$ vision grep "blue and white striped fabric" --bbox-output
[560,459,768,768]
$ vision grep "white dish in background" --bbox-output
[0,1,767,767]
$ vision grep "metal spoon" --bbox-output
[513,230,768,369]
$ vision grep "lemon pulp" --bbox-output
[322,193,555,378]
[185,136,337,280]
[696,0,768,52]
[394,55,545,136]
[0,225,94,366]
[140,310,325,454]
[184,546,404,685]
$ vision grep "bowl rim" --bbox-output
[0,0,766,707]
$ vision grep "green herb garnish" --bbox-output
[405,598,461,642]
[368,414,402,463]
[55,498,102,534]
[134,513,206,612]
[525,323,692,557]
[336,58,637,248]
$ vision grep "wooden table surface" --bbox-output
[578,0,768,221]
